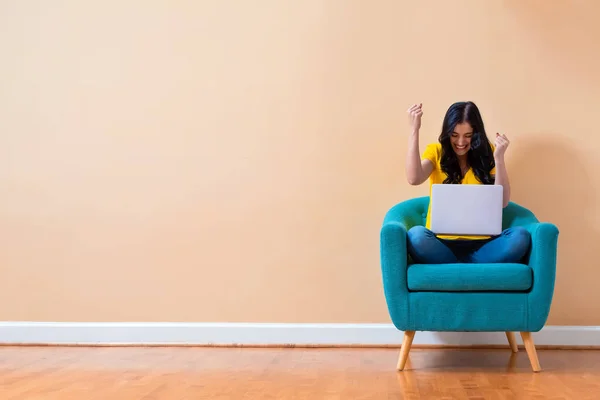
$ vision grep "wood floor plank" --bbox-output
[0,346,599,399]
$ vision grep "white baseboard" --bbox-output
[0,322,598,347]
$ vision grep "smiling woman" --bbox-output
[438,102,496,185]
[403,101,529,264]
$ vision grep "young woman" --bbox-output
[405,101,530,264]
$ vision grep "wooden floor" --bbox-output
[1,346,599,399]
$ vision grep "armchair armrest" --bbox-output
[524,222,560,331]
[380,220,410,330]
[379,198,428,330]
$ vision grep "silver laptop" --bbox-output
[430,184,504,236]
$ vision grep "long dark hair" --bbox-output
[438,101,495,184]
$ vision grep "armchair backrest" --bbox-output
[383,196,539,230]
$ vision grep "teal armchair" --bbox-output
[380,197,559,372]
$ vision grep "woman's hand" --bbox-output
[494,132,509,161]
[407,103,423,133]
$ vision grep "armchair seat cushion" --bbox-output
[407,263,532,292]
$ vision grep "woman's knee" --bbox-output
[504,226,532,255]
[407,226,432,243]
[407,226,436,250]
[505,226,531,241]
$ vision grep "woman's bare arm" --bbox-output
[493,133,511,207]
[406,104,433,185]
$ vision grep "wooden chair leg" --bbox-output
[397,331,415,371]
[520,331,541,372]
[505,331,518,353]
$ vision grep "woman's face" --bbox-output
[451,122,473,157]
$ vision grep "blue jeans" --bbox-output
[407,226,531,264]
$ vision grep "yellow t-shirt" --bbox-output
[422,142,496,240]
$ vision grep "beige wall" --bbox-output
[0,1,598,325]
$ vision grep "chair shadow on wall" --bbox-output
[509,134,596,326]
[428,134,595,354]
